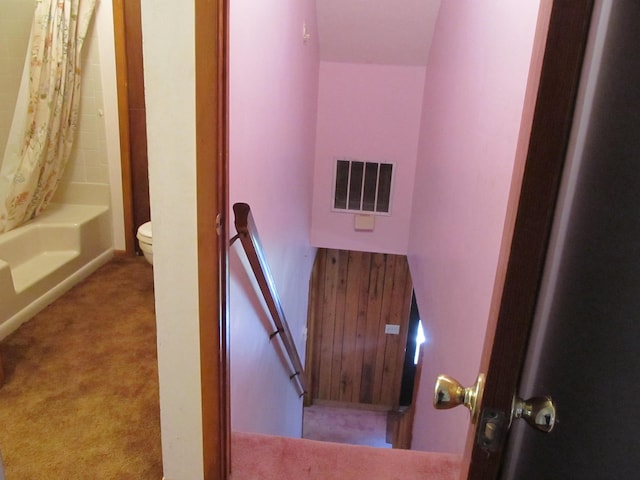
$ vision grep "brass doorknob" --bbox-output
[433,373,485,424]
[512,396,556,432]
[434,373,557,438]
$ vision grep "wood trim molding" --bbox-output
[391,344,425,449]
[194,0,230,478]
[303,251,322,406]
[111,0,135,255]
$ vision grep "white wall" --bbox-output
[140,1,202,479]
[95,0,125,250]
[229,0,319,437]
[407,0,541,454]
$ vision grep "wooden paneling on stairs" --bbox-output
[307,249,413,408]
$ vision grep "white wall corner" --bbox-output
[95,0,125,251]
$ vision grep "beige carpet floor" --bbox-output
[0,257,162,479]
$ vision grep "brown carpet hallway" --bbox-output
[0,257,162,479]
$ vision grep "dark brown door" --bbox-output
[459,2,595,478]
[307,249,413,408]
[501,1,640,477]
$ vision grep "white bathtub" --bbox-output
[0,183,113,340]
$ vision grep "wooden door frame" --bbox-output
[463,1,595,478]
[191,0,594,478]
[194,0,230,478]
[112,0,135,255]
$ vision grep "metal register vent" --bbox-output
[333,159,394,214]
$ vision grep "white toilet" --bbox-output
[136,221,153,265]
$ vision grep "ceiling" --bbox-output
[315,0,442,66]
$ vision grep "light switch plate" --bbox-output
[385,324,400,335]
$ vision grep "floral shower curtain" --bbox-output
[0,0,97,233]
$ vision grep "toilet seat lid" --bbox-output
[137,221,152,241]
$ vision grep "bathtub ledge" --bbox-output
[0,249,112,341]
[0,198,113,341]
[11,250,80,294]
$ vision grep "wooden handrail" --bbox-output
[232,203,307,396]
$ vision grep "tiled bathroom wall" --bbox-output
[63,21,111,187]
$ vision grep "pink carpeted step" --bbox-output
[231,431,461,480]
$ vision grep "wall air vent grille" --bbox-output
[333,159,394,214]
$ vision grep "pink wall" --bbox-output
[310,62,425,255]
[407,1,541,453]
[229,0,319,438]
